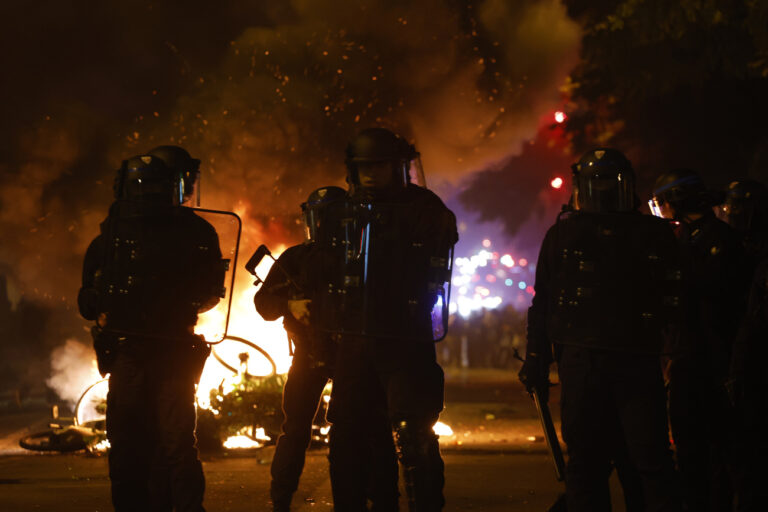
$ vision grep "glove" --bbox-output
[518,354,550,402]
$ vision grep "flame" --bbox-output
[195,244,294,410]
[222,426,271,449]
[93,438,111,452]
[432,421,454,437]
[223,435,262,450]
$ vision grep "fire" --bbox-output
[223,426,271,449]
[195,245,293,410]
[223,435,261,450]
[93,438,111,452]
[433,421,454,437]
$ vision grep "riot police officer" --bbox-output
[729,257,768,512]
[721,178,768,512]
[327,128,458,512]
[254,186,372,511]
[650,169,750,511]
[521,149,682,511]
[78,154,225,512]
[718,179,768,268]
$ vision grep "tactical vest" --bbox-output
[318,187,455,341]
[98,201,221,338]
[546,212,682,353]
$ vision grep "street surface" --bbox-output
[0,369,628,511]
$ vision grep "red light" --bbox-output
[519,258,528,267]
[482,239,491,248]
[551,177,564,189]
[526,285,534,294]
[486,274,496,283]
[554,111,566,123]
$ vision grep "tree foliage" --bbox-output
[564,0,768,193]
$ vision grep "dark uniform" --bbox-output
[667,213,748,512]
[328,183,458,512]
[652,170,751,511]
[78,156,223,512]
[257,184,401,512]
[730,259,768,511]
[723,179,768,512]
[254,243,334,511]
[524,149,682,512]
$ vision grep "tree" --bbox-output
[564,0,768,194]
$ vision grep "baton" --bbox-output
[532,385,566,482]
[515,348,566,482]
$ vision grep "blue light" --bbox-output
[504,278,513,286]
[518,281,526,289]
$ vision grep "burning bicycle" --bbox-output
[16,334,330,454]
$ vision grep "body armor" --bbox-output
[319,186,455,341]
[97,201,227,339]
[545,211,681,353]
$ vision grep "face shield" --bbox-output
[123,172,181,204]
[573,172,635,213]
[181,169,201,207]
[648,196,665,218]
[407,154,427,188]
[301,203,321,242]
[722,202,754,232]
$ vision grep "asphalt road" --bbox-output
[0,369,629,511]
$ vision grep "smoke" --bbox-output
[0,0,579,381]
[460,125,574,238]
[45,339,101,406]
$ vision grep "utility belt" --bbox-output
[90,325,211,383]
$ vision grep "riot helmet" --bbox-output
[571,148,636,213]
[345,128,420,190]
[719,179,768,232]
[113,155,181,204]
[649,169,710,219]
[148,145,201,205]
[301,186,347,242]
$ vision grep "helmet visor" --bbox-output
[648,197,664,218]
[408,156,427,188]
[575,173,634,212]
[302,205,321,242]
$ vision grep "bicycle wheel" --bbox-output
[19,429,87,453]
[211,335,277,378]
[74,378,109,427]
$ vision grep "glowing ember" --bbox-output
[433,421,454,436]
[554,111,567,123]
[550,177,564,189]
[93,438,111,452]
